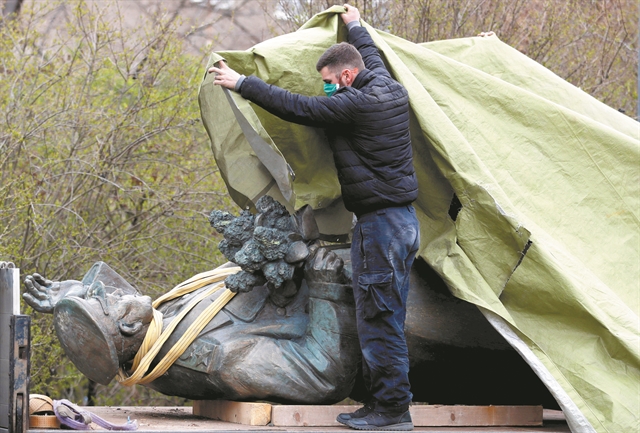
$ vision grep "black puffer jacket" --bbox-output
[239,25,418,216]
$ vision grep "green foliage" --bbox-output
[1,0,235,405]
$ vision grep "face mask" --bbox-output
[324,83,339,97]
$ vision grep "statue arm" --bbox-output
[218,249,360,403]
[218,288,359,403]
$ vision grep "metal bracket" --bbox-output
[9,315,30,433]
[1,266,29,433]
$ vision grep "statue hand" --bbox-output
[304,247,346,284]
[23,274,85,313]
[0,261,15,269]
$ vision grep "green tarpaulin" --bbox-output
[199,7,639,433]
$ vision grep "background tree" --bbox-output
[0,0,232,405]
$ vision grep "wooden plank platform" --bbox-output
[193,400,271,426]
[27,406,569,432]
[272,404,542,427]
[194,401,543,427]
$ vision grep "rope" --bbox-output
[53,399,138,430]
[117,266,241,386]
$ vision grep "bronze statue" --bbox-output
[23,197,558,407]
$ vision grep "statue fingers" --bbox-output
[22,292,52,313]
[22,292,35,307]
[316,248,338,271]
[321,250,338,268]
[22,292,38,306]
[31,273,52,287]
[319,250,345,272]
[325,253,345,282]
[306,241,321,261]
[327,254,344,274]
[313,248,332,270]
[24,277,49,300]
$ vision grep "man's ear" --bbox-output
[118,320,143,336]
[346,68,359,85]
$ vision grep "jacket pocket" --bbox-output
[358,272,394,320]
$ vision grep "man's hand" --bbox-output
[208,61,241,90]
[23,274,86,314]
[341,4,360,25]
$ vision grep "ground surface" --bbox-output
[27,406,570,433]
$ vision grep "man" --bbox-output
[209,4,419,431]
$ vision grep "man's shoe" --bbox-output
[345,410,413,431]
[336,402,375,426]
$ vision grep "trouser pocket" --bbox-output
[358,272,394,320]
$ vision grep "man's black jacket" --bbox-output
[239,25,418,216]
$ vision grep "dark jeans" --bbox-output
[351,205,420,412]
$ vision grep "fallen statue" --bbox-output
[22,196,556,406]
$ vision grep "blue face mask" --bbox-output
[324,83,339,97]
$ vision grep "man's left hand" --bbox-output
[208,60,241,90]
[341,4,360,25]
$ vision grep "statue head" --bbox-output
[53,283,153,385]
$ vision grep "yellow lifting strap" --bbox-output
[117,266,242,386]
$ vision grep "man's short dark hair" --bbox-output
[316,42,365,74]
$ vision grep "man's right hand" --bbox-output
[208,60,241,90]
[341,4,360,25]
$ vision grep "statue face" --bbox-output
[110,293,154,336]
[53,290,153,385]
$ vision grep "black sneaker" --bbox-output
[345,410,413,431]
[336,402,375,426]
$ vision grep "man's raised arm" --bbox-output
[342,5,388,75]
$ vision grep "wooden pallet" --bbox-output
[193,401,543,427]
